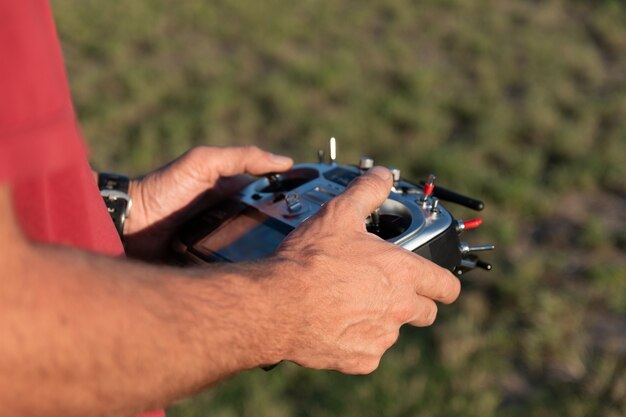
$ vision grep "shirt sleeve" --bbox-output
[0,0,85,182]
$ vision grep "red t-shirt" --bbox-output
[0,1,164,416]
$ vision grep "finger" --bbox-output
[188,146,293,178]
[406,295,438,327]
[396,249,461,304]
[212,174,257,196]
[327,166,392,225]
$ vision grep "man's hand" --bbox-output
[268,167,461,374]
[0,166,459,417]
[124,145,293,259]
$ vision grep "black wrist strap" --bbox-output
[98,172,132,237]
[98,172,130,194]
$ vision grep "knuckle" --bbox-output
[393,302,415,324]
[337,358,359,375]
[321,198,341,215]
[242,144,262,154]
[342,355,380,375]
[321,198,353,223]
[186,145,210,160]
[382,331,400,349]
[410,299,438,327]
[424,301,438,325]
[238,145,266,160]
[451,278,462,302]
[360,358,381,375]
[180,146,216,171]
[220,145,258,161]
[441,273,462,304]
[301,248,330,269]
[354,175,385,196]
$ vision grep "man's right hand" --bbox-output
[0,166,460,417]
[268,166,461,374]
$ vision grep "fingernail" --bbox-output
[369,166,391,180]
[270,154,293,165]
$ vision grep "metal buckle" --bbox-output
[100,189,133,218]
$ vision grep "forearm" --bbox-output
[0,230,283,417]
[0,160,460,417]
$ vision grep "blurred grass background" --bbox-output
[52,0,626,416]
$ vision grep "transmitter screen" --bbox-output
[196,208,293,262]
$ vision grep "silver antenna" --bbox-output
[329,137,337,165]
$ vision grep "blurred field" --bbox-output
[52,0,626,416]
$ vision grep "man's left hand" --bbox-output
[123,145,293,260]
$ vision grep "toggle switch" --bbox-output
[430,197,440,213]
[418,180,484,211]
[317,149,325,163]
[390,168,401,183]
[390,168,401,191]
[420,174,436,204]
[459,242,495,254]
[329,137,337,165]
[460,258,492,271]
[423,174,436,197]
[456,218,483,232]
[369,209,381,234]
[285,192,303,213]
[457,255,493,275]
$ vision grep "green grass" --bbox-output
[53,0,626,415]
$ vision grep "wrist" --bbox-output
[193,260,292,370]
[123,177,181,261]
[124,178,146,236]
[254,257,302,365]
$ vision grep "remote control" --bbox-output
[174,139,494,275]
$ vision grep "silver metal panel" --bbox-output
[234,163,454,250]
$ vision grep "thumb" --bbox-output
[234,147,294,176]
[183,146,293,178]
[328,166,392,226]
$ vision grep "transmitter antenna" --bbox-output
[329,137,337,165]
